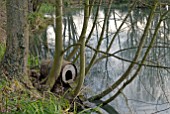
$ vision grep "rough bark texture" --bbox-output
[0,0,6,44]
[0,0,29,79]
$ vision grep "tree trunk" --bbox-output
[46,0,64,90]
[0,0,6,44]
[0,0,29,81]
[73,0,90,97]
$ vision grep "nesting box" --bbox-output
[40,59,77,84]
[61,60,77,84]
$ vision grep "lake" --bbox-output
[31,4,170,114]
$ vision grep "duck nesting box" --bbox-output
[61,60,77,84]
[40,59,77,84]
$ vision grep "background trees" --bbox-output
[0,0,170,113]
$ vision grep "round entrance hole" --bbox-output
[65,70,72,81]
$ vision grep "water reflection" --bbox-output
[82,8,170,114]
[30,6,170,114]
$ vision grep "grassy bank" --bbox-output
[0,80,72,113]
[0,79,100,114]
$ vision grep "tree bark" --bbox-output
[73,0,89,97]
[46,0,64,90]
[0,0,6,44]
[0,0,29,80]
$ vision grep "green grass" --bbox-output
[39,3,55,14]
[0,80,71,114]
[27,54,40,68]
[0,79,103,114]
[16,96,68,114]
[0,43,5,61]
[0,43,39,68]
